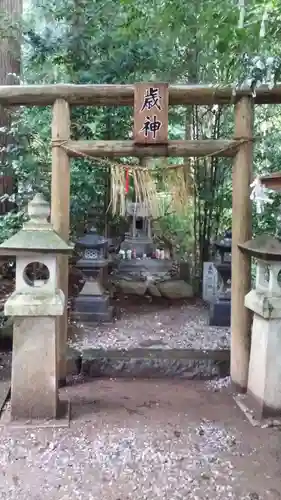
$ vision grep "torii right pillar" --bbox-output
[231,97,253,392]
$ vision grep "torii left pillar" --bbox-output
[231,96,253,392]
[51,99,71,386]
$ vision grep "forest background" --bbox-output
[0,0,280,283]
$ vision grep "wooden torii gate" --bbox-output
[1,82,279,390]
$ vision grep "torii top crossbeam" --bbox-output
[1,83,281,106]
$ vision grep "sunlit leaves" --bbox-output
[6,0,281,248]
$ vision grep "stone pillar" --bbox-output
[11,317,58,419]
[245,259,281,418]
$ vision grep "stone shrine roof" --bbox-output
[238,234,281,261]
[0,193,73,256]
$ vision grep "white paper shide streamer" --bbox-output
[250,176,273,214]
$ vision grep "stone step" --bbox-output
[67,347,230,380]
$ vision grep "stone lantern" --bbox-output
[72,226,114,322]
[239,234,281,420]
[0,193,72,422]
[209,231,232,327]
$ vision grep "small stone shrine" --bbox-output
[209,230,232,327]
[72,226,114,322]
[117,200,173,285]
[238,235,281,419]
[120,201,154,259]
[0,193,72,421]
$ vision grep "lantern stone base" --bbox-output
[209,298,231,327]
[0,399,70,429]
[244,290,281,419]
[72,280,114,323]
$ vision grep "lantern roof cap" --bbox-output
[0,193,73,256]
[76,226,108,249]
[238,235,281,261]
[213,230,232,251]
[214,238,232,251]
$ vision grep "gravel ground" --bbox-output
[205,376,231,392]
[0,379,280,500]
[69,298,230,351]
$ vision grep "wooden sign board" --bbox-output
[133,82,169,145]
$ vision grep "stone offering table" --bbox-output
[0,193,72,423]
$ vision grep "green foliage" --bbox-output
[2,0,281,276]
[0,210,27,244]
[17,0,181,239]
[153,210,194,259]
[253,103,281,236]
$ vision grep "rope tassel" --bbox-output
[125,167,129,195]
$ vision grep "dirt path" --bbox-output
[0,379,280,499]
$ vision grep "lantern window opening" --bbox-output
[22,261,50,288]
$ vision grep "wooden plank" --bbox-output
[134,83,168,145]
[64,139,240,158]
[231,96,253,392]
[82,347,230,361]
[260,172,281,191]
[51,99,71,386]
[0,84,280,106]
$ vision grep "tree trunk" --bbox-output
[0,0,22,205]
[0,0,21,85]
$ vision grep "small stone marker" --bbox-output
[133,82,169,145]
[0,193,72,422]
[202,262,218,302]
